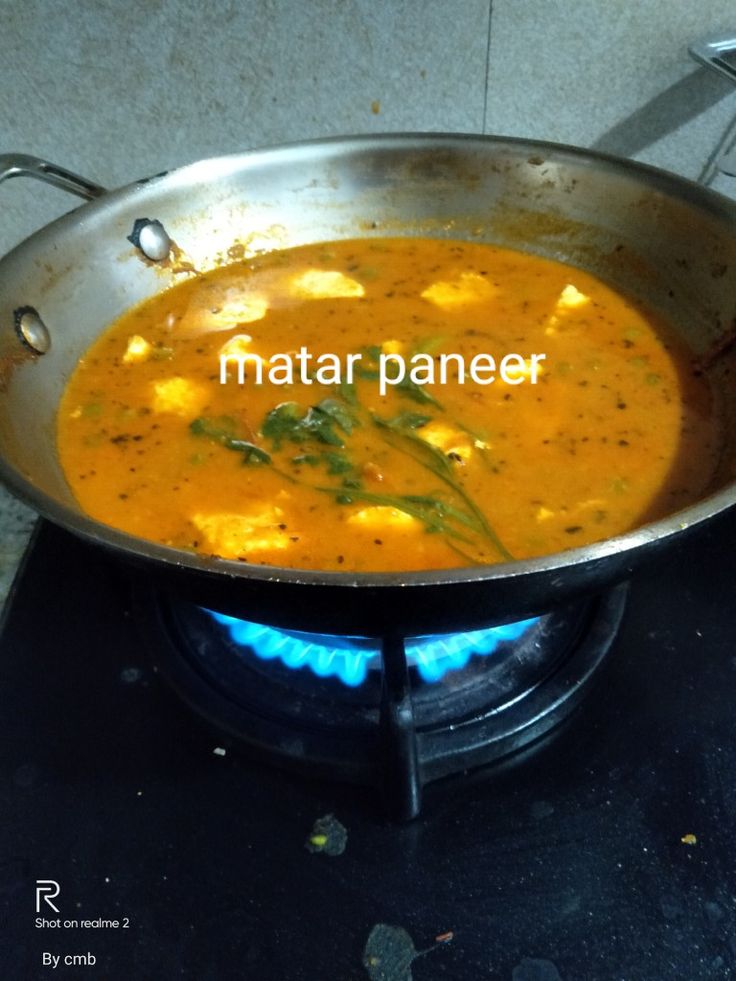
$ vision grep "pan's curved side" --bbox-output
[0,134,735,632]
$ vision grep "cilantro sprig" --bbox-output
[262,398,358,449]
[189,417,271,464]
[354,346,442,408]
[188,382,511,562]
[372,410,512,560]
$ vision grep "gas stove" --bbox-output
[2,516,736,979]
[140,581,626,822]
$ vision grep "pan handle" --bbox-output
[689,35,736,180]
[0,154,107,201]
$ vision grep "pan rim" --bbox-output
[2,130,736,589]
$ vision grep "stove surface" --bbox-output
[2,517,736,980]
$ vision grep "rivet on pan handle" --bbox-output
[0,156,107,353]
[0,153,107,201]
[689,35,736,178]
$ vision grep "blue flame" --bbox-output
[206,610,539,687]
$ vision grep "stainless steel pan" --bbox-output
[1,134,735,635]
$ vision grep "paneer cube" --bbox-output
[381,339,404,355]
[420,272,496,309]
[544,283,590,337]
[556,284,590,310]
[218,333,267,366]
[347,506,419,530]
[151,377,207,416]
[419,421,475,462]
[500,357,545,383]
[206,293,269,329]
[122,334,153,364]
[546,284,591,335]
[192,506,290,557]
[290,269,365,300]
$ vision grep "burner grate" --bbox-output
[137,586,628,819]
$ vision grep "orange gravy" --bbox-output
[57,237,717,572]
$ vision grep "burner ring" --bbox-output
[134,583,627,818]
[205,609,541,686]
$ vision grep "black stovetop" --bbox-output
[2,516,736,981]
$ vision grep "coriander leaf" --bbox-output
[354,345,382,381]
[371,413,512,561]
[323,451,354,475]
[339,380,359,406]
[300,406,345,446]
[261,398,358,450]
[381,412,432,431]
[190,416,237,440]
[412,335,446,355]
[354,366,382,381]
[373,413,453,478]
[189,417,270,465]
[261,402,305,449]
[395,374,442,407]
[376,352,442,407]
[236,442,271,465]
[313,398,357,435]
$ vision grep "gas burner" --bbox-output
[135,585,627,819]
[204,610,540,686]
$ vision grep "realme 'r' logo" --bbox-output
[35,880,60,913]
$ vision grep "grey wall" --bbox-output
[1,0,736,596]
[3,0,736,258]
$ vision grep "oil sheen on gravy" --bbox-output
[57,237,717,572]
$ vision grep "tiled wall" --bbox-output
[3,0,736,256]
[486,0,736,180]
[1,0,735,592]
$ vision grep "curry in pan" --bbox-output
[56,237,717,572]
